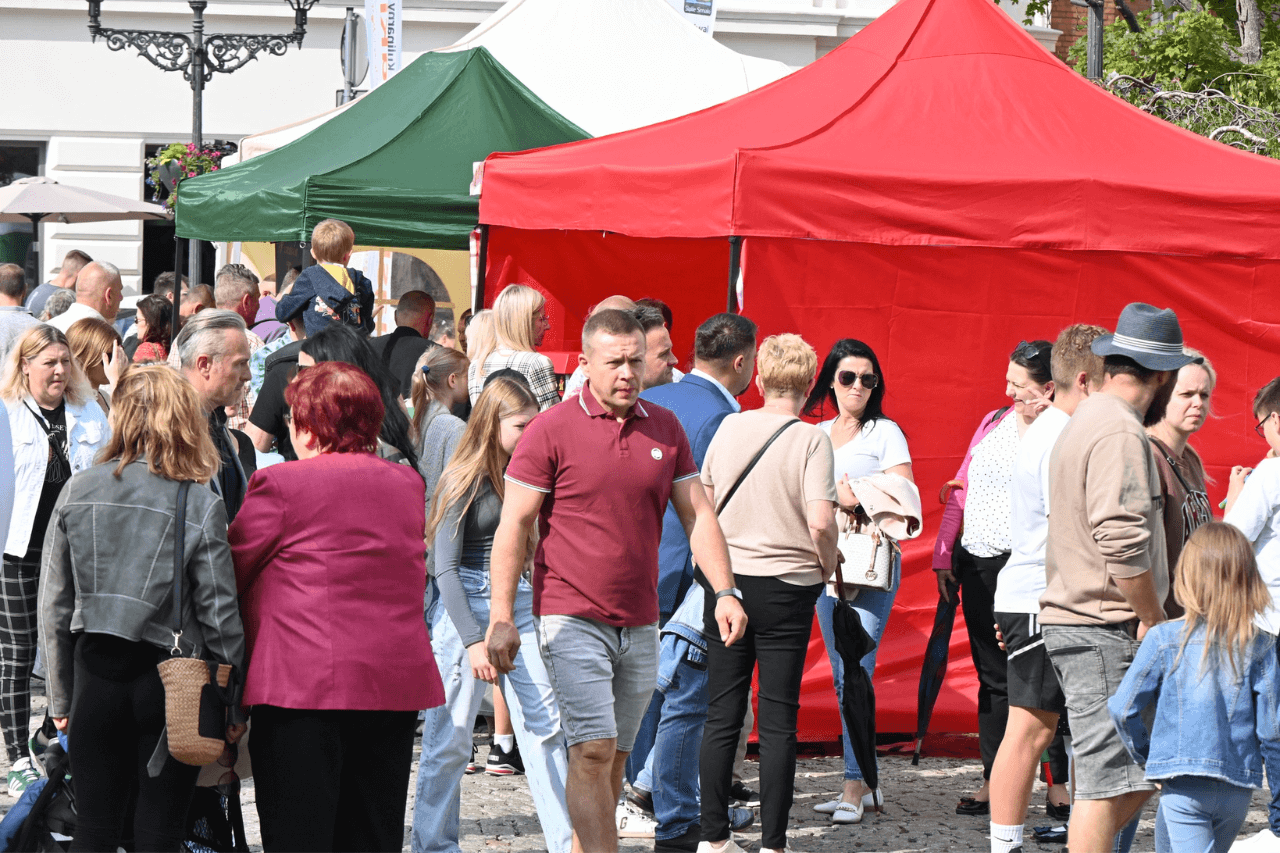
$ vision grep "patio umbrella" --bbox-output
[830,569,879,791]
[0,176,169,284]
[911,575,961,765]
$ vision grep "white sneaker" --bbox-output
[1230,829,1280,853]
[832,800,864,825]
[616,802,657,838]
[696,840,747,853]
[6,756,40,797]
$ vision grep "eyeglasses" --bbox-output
[1256,412,1274,438]
[836,370,879,390]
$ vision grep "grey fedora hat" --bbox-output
[1091,302,1195,371]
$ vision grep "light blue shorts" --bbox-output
[536,614,658,752]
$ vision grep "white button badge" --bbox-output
[651,448,663,460]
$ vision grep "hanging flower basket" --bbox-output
[145,142,225,213]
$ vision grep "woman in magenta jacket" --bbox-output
[230,361,444,852]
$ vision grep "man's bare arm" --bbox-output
[670,477,747,646]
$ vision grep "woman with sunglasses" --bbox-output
[0,325,109,795]
[801,339,912,824]
[933,339,1060,818]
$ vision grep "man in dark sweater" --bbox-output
[369,290,438,399]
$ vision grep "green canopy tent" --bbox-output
[175,48,588,249]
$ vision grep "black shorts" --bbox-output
[996,612,1066,715]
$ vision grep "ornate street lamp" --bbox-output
[85,0,320,288]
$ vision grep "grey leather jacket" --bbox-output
[38,460,246,718]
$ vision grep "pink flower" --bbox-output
[187,171,196,177]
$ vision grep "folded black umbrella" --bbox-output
[912,577,960,766]
[830,570,879,792]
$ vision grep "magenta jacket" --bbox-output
[229,452,444,711]
[931,406,1013,572]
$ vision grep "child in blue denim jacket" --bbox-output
[1109,523,1280,853]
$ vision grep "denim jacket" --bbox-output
[1108,620,1280,795]
[657,584,707,694]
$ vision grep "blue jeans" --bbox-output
[632,635,708,840]
[1154,777,1253,853]
[411,573,572,853]
[815,553,900,782]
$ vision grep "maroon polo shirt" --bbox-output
[505,388,698,627]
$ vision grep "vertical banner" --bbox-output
[665,0,718,34]
[364,0,402,88]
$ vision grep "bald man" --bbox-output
[370,290,438,398]
[48,261,123,333]
[563,295,640,397]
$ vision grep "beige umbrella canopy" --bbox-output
[0,176,170,224]
[0,176,169,285]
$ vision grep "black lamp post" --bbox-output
[85,0,320,301]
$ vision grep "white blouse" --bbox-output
[960,412,1018,558]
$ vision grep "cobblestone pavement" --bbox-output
[3,701,1272,852]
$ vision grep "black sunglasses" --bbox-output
[836,370,879,390]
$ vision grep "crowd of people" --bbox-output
[0,221,1279,853]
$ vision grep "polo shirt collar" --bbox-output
[578,384,648,420]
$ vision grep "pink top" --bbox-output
[931,406,1013,571]
[132,341,168,363]
[229,453,443,711]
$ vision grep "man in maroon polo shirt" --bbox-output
[488,309,746,853]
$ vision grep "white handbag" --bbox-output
[834,511,896,596]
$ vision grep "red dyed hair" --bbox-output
[285,361,384,453]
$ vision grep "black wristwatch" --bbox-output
[715,587,743,601]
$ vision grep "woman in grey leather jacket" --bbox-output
[38,365,246,853]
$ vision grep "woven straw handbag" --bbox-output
[156,481,240,767]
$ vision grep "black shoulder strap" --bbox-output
[169,481,193,644]
[715,419,800,515]
[1150,436,1195,493]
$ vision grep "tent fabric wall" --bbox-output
[484,226,731,361]
[745,237,1280,736]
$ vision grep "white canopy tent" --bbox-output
[231,0,794,161]
[438,0,794,137]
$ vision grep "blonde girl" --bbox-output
[412,377,571,853]
[411,345,470,499]
[466,286,559,410]
[1108,522,1280,853]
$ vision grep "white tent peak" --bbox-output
[439,0,793,137]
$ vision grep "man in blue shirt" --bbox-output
[627,312,758,852]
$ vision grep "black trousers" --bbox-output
[955,546,1010,780]
[250,705,417,853]
[699,573,821,850]
[67,635,199,853]
[0,553,39,764]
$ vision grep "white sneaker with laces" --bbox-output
[7,756,40,797]
[616,802,657,838]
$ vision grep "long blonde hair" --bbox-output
[426,376,538,542]
[411,346,469,435]
[99,366,219,483]
[1173,522,1273,678]
[466,309,495,363]
[0,325,93,407]
[471,286,544,383]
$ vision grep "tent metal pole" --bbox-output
[475,224,489,312]
[173,230,185,336]
[727,236,742,313]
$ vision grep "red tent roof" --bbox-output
[481,0,1280,259]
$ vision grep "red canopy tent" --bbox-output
[478,0,1280,741]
